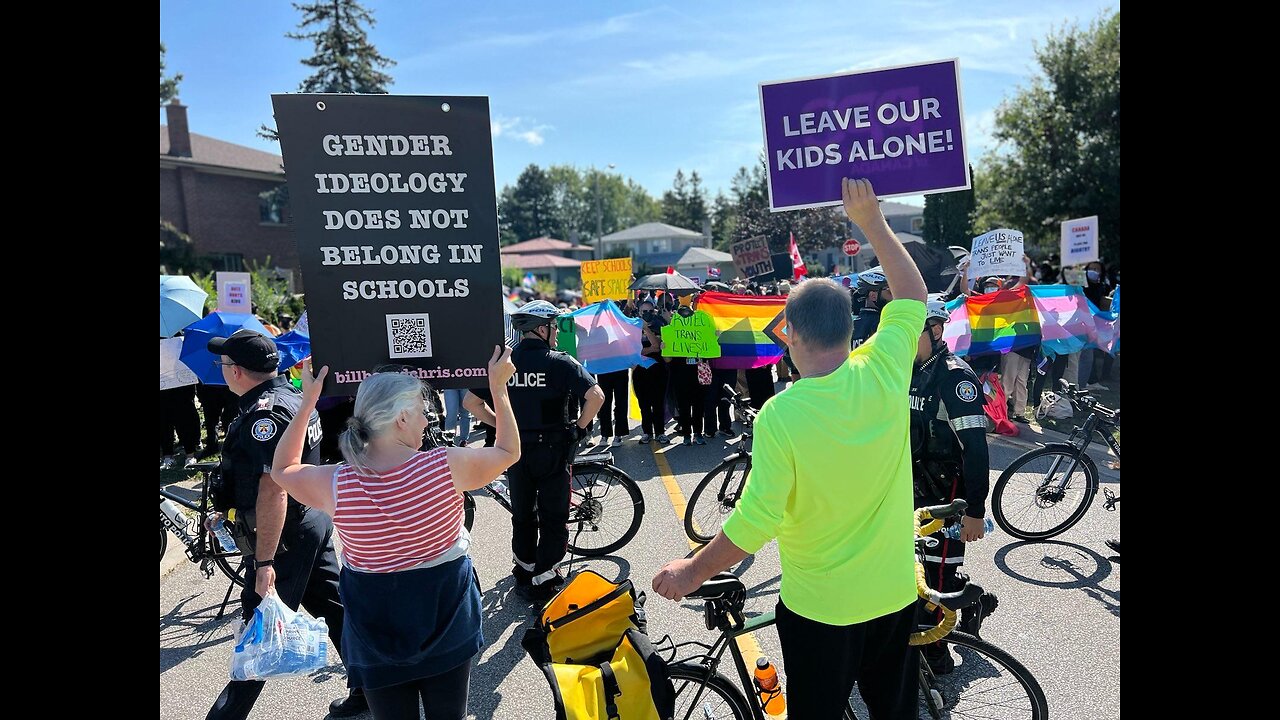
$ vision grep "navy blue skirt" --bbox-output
[339,554,484,690]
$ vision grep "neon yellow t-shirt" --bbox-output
[722,299,926,625]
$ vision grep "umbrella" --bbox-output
[160,275,208,337]
[702,280,732,292]
[903,243,961,293]
[274,330,312,370]
[179,312,272,385]
[629,271,701,294]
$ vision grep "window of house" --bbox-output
[651,238,668,254]
[211,253,244,271]
[911,216,924,233]
[260,194,286,224]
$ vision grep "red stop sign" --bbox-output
[842,239,861,256]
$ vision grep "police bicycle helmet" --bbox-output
[510,299,562,333]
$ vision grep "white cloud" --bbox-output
[491,116,550,146]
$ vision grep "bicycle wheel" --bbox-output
[916,630,1048,719]
[160,523,168,562]
[566,463,644,557]
[685,455,750,544]
[667,662,753,720]
[992,445,1098,541]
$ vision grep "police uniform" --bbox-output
[909,348,990,599]
[851,306,881,347]
[207,374,352,719]
[470,337,597,589]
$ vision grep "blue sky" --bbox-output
[160,0,1117,205]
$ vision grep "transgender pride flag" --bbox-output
[1028,285,1118,356]
[566,300,655,375]
[945,285,1118,357]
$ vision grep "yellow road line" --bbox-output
[650,445,767,676]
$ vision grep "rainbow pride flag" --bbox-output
[1028,285,1118,357]
[697,292,787,370]
[943,286,1040,356]
[566,300,655,375]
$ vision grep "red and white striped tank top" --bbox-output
[333,447,464,573]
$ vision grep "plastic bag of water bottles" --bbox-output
[229,591,329,680]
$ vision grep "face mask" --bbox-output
[1086,270,1100,282]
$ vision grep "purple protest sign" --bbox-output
[758,59,969,211]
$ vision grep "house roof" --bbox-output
[501,237,593,254]
[600,222,702,243]
[676,246,732,265]
[499,253,583,269]
[160,126,284,175]
[880,201,924,218]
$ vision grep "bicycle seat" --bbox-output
[687,572,746,601]
[574,452,614,465]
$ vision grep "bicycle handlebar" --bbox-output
[1056,379,1119,420]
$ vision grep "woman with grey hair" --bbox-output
[270,347,519,720]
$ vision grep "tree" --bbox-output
[661,169,708,232]
[727,159,846,257]
[710,191,737,251]
[922,165,976,249]
[500,165,559,242]
[974,11,1120,263]
[290,0,395,94]
[259,0,395,141]
[160,42,182,106]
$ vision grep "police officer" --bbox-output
[851,267,890,347]
[204,329,367,719]
[464,301,605,602]
[910,302,998,671]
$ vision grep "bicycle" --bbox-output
[420,401,645,557]
[160,462,248,616]
[461,450,645,556]
[684,384,757,544]
[991,379,1121,541]
[656,500,1049,719]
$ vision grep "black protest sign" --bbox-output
[730,236,774,278]
[272,95,503,394]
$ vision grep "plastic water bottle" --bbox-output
[210,512,239,553]
[488,480,511,506]
[160,497,194,543]
[941,518,995,540]
[753,657,786,716]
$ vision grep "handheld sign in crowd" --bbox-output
[272,94,503,394]
[731,236,775,279]
[759,59,969,210]
[661,310,722,358]
[1060,216,1099,266]
[160,338,199,390]
[217,272,251,314]
[580,258,633,304]
[970,229,1025,278]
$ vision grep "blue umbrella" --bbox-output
[274,330,312,370]
[179,312,271,385]
[160,275,208,337]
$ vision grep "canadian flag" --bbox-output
[789,233,807,280]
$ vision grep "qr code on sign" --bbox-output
[386,314,433,358]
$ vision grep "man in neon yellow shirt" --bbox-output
[653,178,927,719]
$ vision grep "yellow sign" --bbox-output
[581,258,633,304]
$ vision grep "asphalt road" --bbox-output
[161,417,1119,719]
